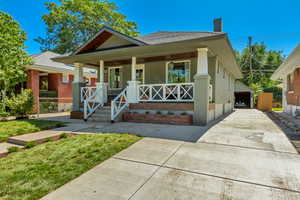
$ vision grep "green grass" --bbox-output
[272,107,283,112]
[0,134,141,200]
[0,119,65,142]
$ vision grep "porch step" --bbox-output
[88,106,111,122]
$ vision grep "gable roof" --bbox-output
[30,51,74,73]
[28,51,96,76]
[73,26,147,55]
[73,26,226,55]
[235,81,253,93]
[135,31,224,45]
[271,43,300,80]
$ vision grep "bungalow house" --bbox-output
[26,51,97,112]
[53,19,243,125]
[271,43,300,116]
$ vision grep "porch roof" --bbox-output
[53,31,242,79]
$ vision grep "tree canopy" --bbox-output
[0,12,32,107]
[35,0,139,54]
[236,43,284,88]
[236,43,285,104]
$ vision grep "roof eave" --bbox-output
[72,26,147,55]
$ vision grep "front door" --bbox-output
[136,64,145,84]
[108,67,122,90]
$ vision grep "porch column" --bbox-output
[72,63,85,111]
[96,60,107,103]
[193,48,210,125]
[27,70,39,113]
[127,57,139,103]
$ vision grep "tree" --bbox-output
[36,0,139,54]
[236,43,284,87]
[0,12,32,112]
[236,43,284,105]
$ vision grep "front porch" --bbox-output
[73,48,215,125]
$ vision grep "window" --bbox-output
[166,60,190,83]
[109,67,122,89]
[62,74,69,83]
[136,64,145,84]
[288,73,294,91]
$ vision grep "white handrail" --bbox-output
[138,83,194,102]
[81,87,97,102]
[83,88,104,120]
[111,87,129,121]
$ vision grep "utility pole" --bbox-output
[248,36,253,84]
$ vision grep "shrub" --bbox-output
[60,133,69,138]
[156,111,162,115]
[167,111,174,115]
[25,141,38,149]
[145,111,150,114]
[7,89,34,117]
[43,137,53,143]
[7,146,20,153]
[181,112,188,115]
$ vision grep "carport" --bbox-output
[234,81,253,108]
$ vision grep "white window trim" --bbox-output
[136,64,145,84]
[62,73,69,83]
[165,60,191,83]
[108,66,122,90]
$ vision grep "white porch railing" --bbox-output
[138,83,194,102]
[81,87,97,102]
[83,87,104,120]
[111,87,129,121]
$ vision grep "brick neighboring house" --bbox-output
[271,43,300,116]
[26,51,97,112]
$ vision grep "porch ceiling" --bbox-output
[53,35,242,79]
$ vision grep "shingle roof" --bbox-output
[135,31,225,45]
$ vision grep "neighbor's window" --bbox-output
[166,61,190,83]
[62,74,69,83]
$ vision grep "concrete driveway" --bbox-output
[41,109,300,200]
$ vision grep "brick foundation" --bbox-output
[129,102,194,111]
[70,111,83,119]
[123,112,193,125]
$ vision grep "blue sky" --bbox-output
[1,0,300,56]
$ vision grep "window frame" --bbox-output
[62,73,69,83]
[135,64,145,84]
[108,66,122,90]
[165,60,191,84]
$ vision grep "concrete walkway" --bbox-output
[41,109,300,200]
[36,112,229,142]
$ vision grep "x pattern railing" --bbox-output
[138,83,194,102]
[83,88,104,120]
[111,87,129,121]
[81,87,97,102]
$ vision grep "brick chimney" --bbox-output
[213,18,223,32]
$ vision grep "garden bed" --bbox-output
[0,134,140,200]
[0,119,65,142]
[123,112,193,125]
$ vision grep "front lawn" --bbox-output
[0,119,65,142]
[0,134,141,200]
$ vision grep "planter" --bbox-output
[70,111,83,119]
[123,112,193,125]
